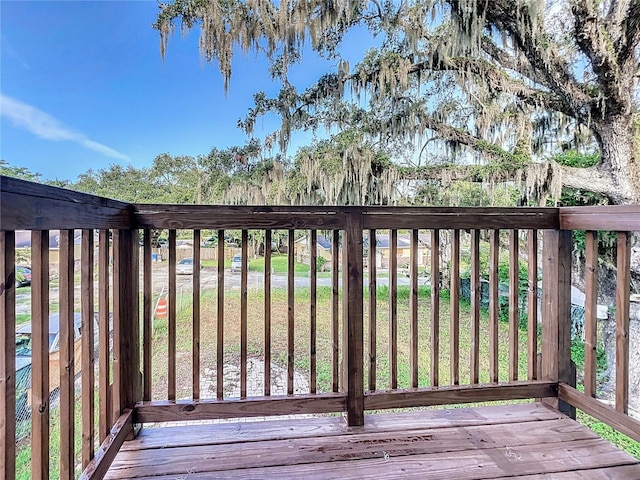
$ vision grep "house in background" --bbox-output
[294,234,334,266]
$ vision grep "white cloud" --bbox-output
[0,94,129,161]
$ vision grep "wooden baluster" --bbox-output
[389,229,398,390]
[143,229,152,402]
[431,229,440,387]
[216,230,225,400]
[368,229,377,392]
[81,229,96,468]
[450,229,460,386]
[193,229,201,400]
[264,230,272,396]
[509,229,519,381]
[98,229,112,440]
[489,230,499,383]
[470,229,480,384]
[241,230,248,399]
[331,230,340,393]
[168,230,177,401]
[59,230,74,479]
[31,230,50,479]
[584,230,598,397]
[616,231,631,414]
[410,229,419,388]
[310,230,317,394]
[1,231,16,480]
[287,230,295,395]
[527,229,539,381]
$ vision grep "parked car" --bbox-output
[16,266,31,287]
[176,258,202,275]
[231,254,242,273]
[15,312,106,403]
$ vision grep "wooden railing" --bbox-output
[1,175,640,479]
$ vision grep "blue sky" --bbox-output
[1,1,353,182]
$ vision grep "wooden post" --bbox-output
[343,212,364,426]
[113,229,141,418]
[541,229,575,418]
[1,231,16,480]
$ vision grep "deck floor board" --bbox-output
[106,403,640,479]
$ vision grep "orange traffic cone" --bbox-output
[155,297,167,318]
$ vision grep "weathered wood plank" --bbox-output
[489,230,499,383]
[310,230,317,394]
[142,229,152,402]
[31,230,50,479]
[616,231,631,414]
[0,231,16,480]
[541,230,574,418]
[98,229,112,440]
[216,230,225,400]
[559,205,640,231]
[409,229,419,388]
[81,229,96,468]
[497,464,640,479]
[509,229,519,382]
[470,229,480,384]
[527,229,538,381]
[331,230,340,393]
[389,229,398,390]
[241,229,248,399]
[431,229,440,387]
[368,229,377,392]
[287,229,295,396]
[79,410,133,480]
[59,230,75,480]
[264,229,272,396]
[450,229,460,385]
[558,384,640,444]
[365,381,556,410]
[584,230,598,397]
[1,176,132,231]
[193,229,201,401]
[105,418,597,479]
[134,394,347,423]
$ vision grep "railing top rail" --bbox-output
[1,176,134,231]
[559,205,640,231]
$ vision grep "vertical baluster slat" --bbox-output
[240,230,248,399]
[331,230,340,393]
[310,230,317,394]
[287,229,295,395]
[216,230,225,400]
[81,229,95,468]
[98,229,111,440]
[409,229,419,388]
[1,231,16,480]
[389,229,398,389]
[193,229,201,400]
[509,229,519,381]
[368,229,377,392]
[431,229,440,387]
[264,230,272,396]
[143,229,152,401]
[59,230,74,479]
[527,229,539,381]
[616,231,631,413]
[584,230,598,396]
[168,229,177,401]
[489,230,499,383]
[31,230,50,479]
[450,229,460,386]
[470,229,480,384]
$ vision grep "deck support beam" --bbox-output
[541,229,575,418]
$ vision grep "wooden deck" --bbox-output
[105,403,640,479]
